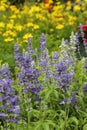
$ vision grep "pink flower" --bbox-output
[83,39,87,45]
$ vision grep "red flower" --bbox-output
[82,25,87,31]
[78,25,87,31]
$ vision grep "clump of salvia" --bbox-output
[0,64,20,128]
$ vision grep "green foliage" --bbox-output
[1,1,87,129]
[83,124,87,130]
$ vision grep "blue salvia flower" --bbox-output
[70,92,78,107]
[83,83,87,93]
[27,38,34,55]
[18,50,42,94]
[0,64,10,79]
[39,49,53,81]
[52,52,59,61]
[39,33,75,88]
[59,73,73,91]
[14,39,42,107]
[54,61,73,91]
[0,64,20,124]
[40,33,46,52]
[53,61,67,85]
[59,41,75,76]
[55,62,67,75]
[74,32,80,45]
[39,33,53,82]
[64,39,69,45]
[55,33,78,107]
[60,92,77,108]
[61,73,73,86]
[67,92,78,108]
[14,43,22,67]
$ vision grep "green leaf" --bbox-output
[83,124,87,130]
[34,120,42,130]
[46,120,56,127]
[43,123,49,130]
[54,90,58,99]
[28,109,40,122]
[58,119,65,129]
[68,116,78,125]
[44,90,52,101]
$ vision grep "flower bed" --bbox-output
[0,33,87,129]
[0,0,87,129]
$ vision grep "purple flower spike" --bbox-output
[14,43,22,67]
[40,33,46,51]
[0,64,20,124]
[71,92,78,107]
[52,52,59,60]
[83,84,87,93]
[27,38,34,55]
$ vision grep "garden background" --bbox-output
[0,0,87,130]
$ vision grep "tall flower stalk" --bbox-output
[0,64,20,129]
[14,38,42,122]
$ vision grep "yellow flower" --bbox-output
[66,1,71,11]
[22,5,30,15]
[10,15,16,19]
[1,0,7,2]
[0,5,5,11]
[3,30,16,37]
[56,2,61,5]
[4,37,14,42]
[66,1,71,5]
[0,22,5,28]
[49,0,53,3]
[45,3,50,8]
[17,14,21,19]
[68,16,76,25]
[56,24,64,29]
[53,5,64,12]
[6,23,13,29]
[29,5,41,14]
[10,19,14,24]
[0,0,8,11]
[23,33,33,39]
[33,24,39,29]
[66,6,71,11]
[14,25,23,32]
[9,5,19,13]
[35,13,46,21]
[26,22,34,27]
[73,5,81,12]
[81,3,86,11]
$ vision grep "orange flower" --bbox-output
[44,0,53,11]
[44,0,49,4]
